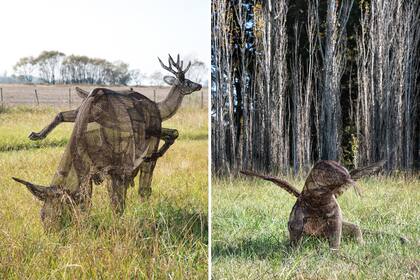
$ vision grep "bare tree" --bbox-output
[211,0,289,174]
[356,0,420,170]
[318,0,354,161]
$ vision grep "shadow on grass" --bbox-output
[0,139,68,152]
[212,234,336,261]
[82,201,208,246]
[0,133,206,153]
[179,132,208,141]
[155,202,208,242]
[212,235,291,259]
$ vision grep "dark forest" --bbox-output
[211,0,420,175]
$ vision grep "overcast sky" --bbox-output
[0,0,210,75]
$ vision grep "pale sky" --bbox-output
[0,0,210,75]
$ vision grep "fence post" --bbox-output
[153,89,156,102]
[0,88,3,105]
[201,91,204,109]
[34,89,39,106]
[68,88,72,109]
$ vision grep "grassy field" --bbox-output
[212,176,419,279]
[0,105,208,279]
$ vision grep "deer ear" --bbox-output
[163,76,177,85]
[75,87,89,99]
[12,177,53,201]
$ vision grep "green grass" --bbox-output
[0,106,207,152]
[0,105,208,279]
[212,176,419,279]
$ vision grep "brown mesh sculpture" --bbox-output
[12,54,202,231]
[241,160,387,250]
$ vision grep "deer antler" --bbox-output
[157,54,192,80]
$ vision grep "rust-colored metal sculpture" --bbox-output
[12,54,201,231]
[241,160,387,250]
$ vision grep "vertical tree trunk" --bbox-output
[356,0,419,171]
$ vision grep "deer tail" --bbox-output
[240,170,301,197]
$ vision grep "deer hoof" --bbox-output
[139,187,152,199]
[28,132,44,140]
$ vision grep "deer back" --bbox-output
[50,88,161,191]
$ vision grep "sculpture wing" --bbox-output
[350,160,387,180]
[240,170,301,197]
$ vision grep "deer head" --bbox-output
[158,54,202,95]
[12,177,82,231]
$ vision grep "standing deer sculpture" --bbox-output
[12,54,201,231]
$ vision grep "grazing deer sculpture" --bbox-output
[241,160,389,250]
[12,54,201,231]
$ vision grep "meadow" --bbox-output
[212,176,419,279]
[0,99,208,278]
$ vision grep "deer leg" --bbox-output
[143,128,179,162]
[138,160,157,198]
[106,175,127,216]
[137,128,178,198]
[342,221,364,245]
[29,109,78,140]
[79,179,93,213]
[136,136,159,199]
[288,203,305,247]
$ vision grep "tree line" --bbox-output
[13,51,133,85]
[13,51,208,86]
[211,0,420,175]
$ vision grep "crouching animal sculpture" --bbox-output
[241,160,387,250]
[12,54,201,231]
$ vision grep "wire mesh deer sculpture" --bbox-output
[12,54,202,231]
[241,160,388,250]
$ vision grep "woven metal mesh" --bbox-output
[51,88,161,192]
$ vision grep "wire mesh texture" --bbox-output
[51,88,161,194]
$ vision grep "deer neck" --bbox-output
[157,85,185,120]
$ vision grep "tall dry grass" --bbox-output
[0,105,208,279]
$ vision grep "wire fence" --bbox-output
[0,84,208,110]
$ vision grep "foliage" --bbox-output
[33,51,65,84]
[14,51,135,86]
[13,52,209,87]
[149,71,165,86]
[13,56,35,83]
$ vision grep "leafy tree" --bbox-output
[111,61,131,85]
[13,56,35,83]
[129,69,144,86]
[33,51,65,84]
[149,71,164,86]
